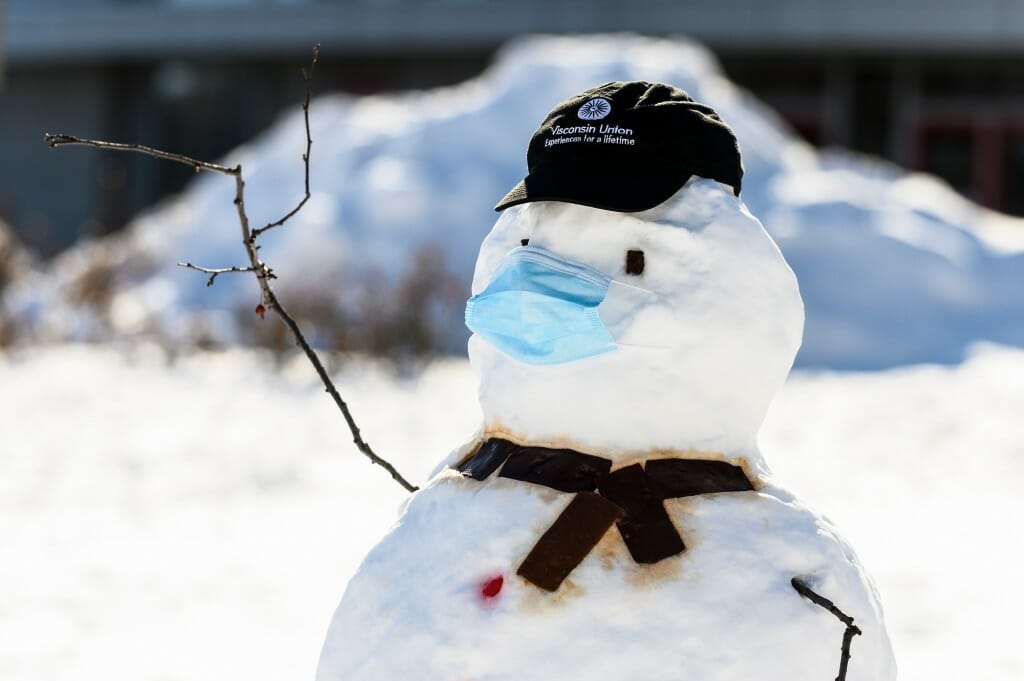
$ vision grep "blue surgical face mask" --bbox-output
[465,246,617,365]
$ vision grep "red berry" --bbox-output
[480,575,503,600]
[255,303,266,319]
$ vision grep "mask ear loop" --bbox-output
[602,281,675,349]
[607,279,656,294]
[615,342,675,350]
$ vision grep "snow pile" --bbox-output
[1,344,1022,680]
[5,34,1024,368]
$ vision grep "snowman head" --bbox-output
[466,83,803,469]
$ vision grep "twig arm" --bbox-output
[43,134,239,176]
[178,263,262,287]
[791,577,862,681]
[250,44,319,242]
[42,43,419,494]
[266,287,419,491]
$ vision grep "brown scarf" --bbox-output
[455,438,755,591]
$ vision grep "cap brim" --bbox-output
[494,162,695,213]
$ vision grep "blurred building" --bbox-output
[4,0,1024,256]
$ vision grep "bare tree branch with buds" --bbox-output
[44,44,419,493]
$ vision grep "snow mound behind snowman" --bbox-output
[5,34,1024,368]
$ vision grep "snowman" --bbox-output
[317,82,897,681]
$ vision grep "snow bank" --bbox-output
[2,343,1022,681]
[5,35,1024,368]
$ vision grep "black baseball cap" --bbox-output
[495,81,743,212]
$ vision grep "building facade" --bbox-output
[4,0,1024,255]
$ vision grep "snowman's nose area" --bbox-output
[464,246,617,365]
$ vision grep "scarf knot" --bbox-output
[455,438,755,591]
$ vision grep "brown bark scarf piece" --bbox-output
[455,438,753,591]
[598,463,686,564]
[516,492,624,592]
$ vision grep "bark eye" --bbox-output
[521,238,530,246]
[626,250,645,275]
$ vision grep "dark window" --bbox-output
[920,128,975,199]
[852,66,891,157]
[1003,134,1024,217]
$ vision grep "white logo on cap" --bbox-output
[577,97,612,120]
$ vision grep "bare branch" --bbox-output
[791,577,862,681]
[44,43,419,494]
[250,44,319,242]
[267,286,420,491]
[42,134,239,176]
[178,262,261,287]
[791,577,860,628]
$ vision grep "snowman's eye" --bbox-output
[521,238,530,246]
[626,250,645,275]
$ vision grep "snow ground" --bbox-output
[1,344,1021,681]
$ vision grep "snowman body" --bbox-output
[317,179,897,681]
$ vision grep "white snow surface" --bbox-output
[321,473,893,680]
[2,343,1023,681]
[5,34,1024,368]
[318,183,895,680]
